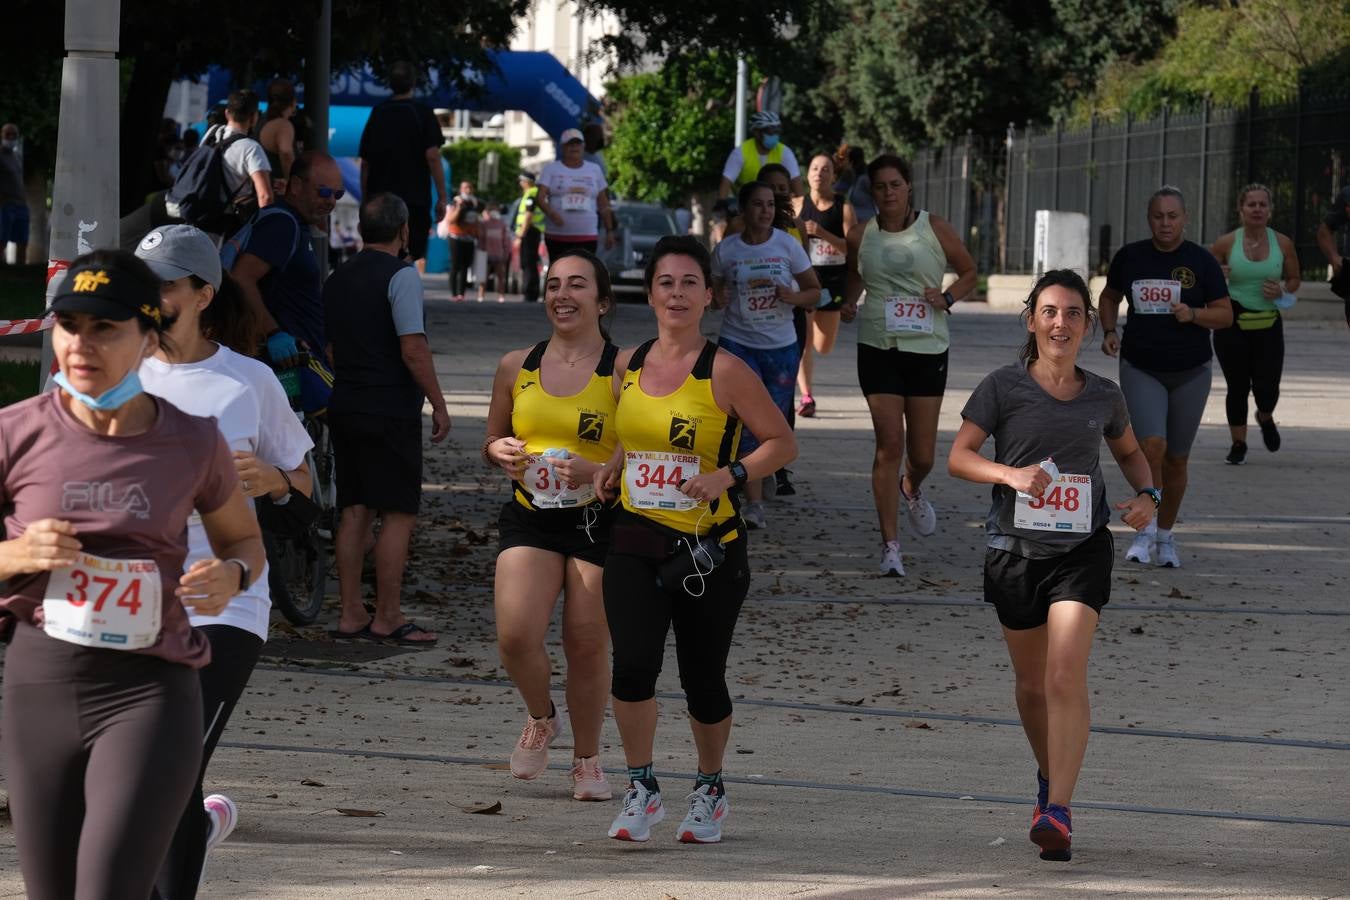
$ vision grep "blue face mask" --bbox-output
[761,134,780,150]
[54,341,149,411]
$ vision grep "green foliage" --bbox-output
[441,140,522,205]
[578,1,812,76]
[1077,0,1350,119]
[818,0,1178,150]
[0,360,40,408]
[603,55,739,206]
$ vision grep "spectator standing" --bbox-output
[229,151,341,369]
[358,60,448,267]
[536,129,617,260]
[0,123,28,266]
[259,79,299,194]
[514,171,546,303]
[718,111,803,199]
[447,180,485,302]
[325,193,450,645]
[120,90,274,247]
[480,205,511,303]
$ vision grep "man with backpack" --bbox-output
[120,90,273,247]
[227,151,340,387]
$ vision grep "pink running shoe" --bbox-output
[510,710,563,779]
[571,755,613,801]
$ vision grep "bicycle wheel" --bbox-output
[263,526,328,626]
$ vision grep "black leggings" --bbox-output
[519,227,542,303]
[154,625,264,900]
[1213,316,1284,427]
[449,236,476,296]
[603,515,750,724]
[1,622,203,900]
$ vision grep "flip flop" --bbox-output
[330,617,375,640]
[370,621,438,646]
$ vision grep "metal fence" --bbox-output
[907,88,1350,278]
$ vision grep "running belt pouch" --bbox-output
[255,490,321,539]
[656,535,727,592]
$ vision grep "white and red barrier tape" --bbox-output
[0,315,54,337]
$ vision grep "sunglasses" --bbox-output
[314,185,345,200]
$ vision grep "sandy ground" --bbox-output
[1,279,1347,898]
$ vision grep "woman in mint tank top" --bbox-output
[1208,184,1302,464]
[840,153,977,578]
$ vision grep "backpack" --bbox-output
[166,130,250,232]
[219,204,302,273]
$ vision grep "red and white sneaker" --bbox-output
[608,782,665,842]
[677,784,729,844]
[571,755,613,801]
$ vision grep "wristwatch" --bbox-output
[226,558,252,592]
[942,290,956,311]
[1137,488,1162,508]
[727,460,749,487]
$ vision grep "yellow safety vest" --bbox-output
[735,138,786,187]
[515,186,545,232]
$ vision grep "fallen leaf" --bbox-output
[988,836,1006,847]
[904,721,932,730]
[481,763,512,771]
[300,779,325,787]
[459,801,503,815]
[1129,626,1145,635]
[312,808,385,817]
[837,698,866,706]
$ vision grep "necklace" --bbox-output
[551,344,603,367]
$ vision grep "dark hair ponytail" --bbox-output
[1019,269,1096,362]
[196,272,260,355]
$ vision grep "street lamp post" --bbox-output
[42,0,123,380]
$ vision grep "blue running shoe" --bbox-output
[1030,803,1072,860]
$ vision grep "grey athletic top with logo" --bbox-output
[961,363,1130,559]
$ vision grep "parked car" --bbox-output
[598,202,680,300]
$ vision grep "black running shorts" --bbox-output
[857,343,949,397]
[496,499,614,567]
[983,526,1114,630]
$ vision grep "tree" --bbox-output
[816,0,1179,152]
[2,0,532,213]
[1077,0,1350,119]
[442,140,522,205]
[577,1,813,75]
[603,55,739,206]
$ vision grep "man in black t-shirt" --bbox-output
[1315,185,1350,314]
[358,61,447,265]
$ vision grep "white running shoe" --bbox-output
[203,793,238,851]
[1125,531,1155,565]
[608,782,665,842]
[677,785,729,844]
[1155,535,1181,568]
[510,710,564,780]
[742,501,767,530]
[571,755,613,801]
[879,541,905,577]
[902,484,937,536]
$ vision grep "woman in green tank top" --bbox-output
[1208,184,1302,463]
[840,154,977,578]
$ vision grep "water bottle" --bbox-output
[1017,457,1059,500]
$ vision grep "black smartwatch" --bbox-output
[727,460,749,487]
[942,290,956,311]
[226,558,252,592]
[1137,488,1162,508]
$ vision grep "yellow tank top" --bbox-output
[615,340,743,537]
[856,211,951,354]
[510,340,619,510]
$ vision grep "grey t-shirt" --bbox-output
[961,363,1130,558]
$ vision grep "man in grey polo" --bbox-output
[324,192,449,646]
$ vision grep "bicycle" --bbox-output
[263,355,337,626]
